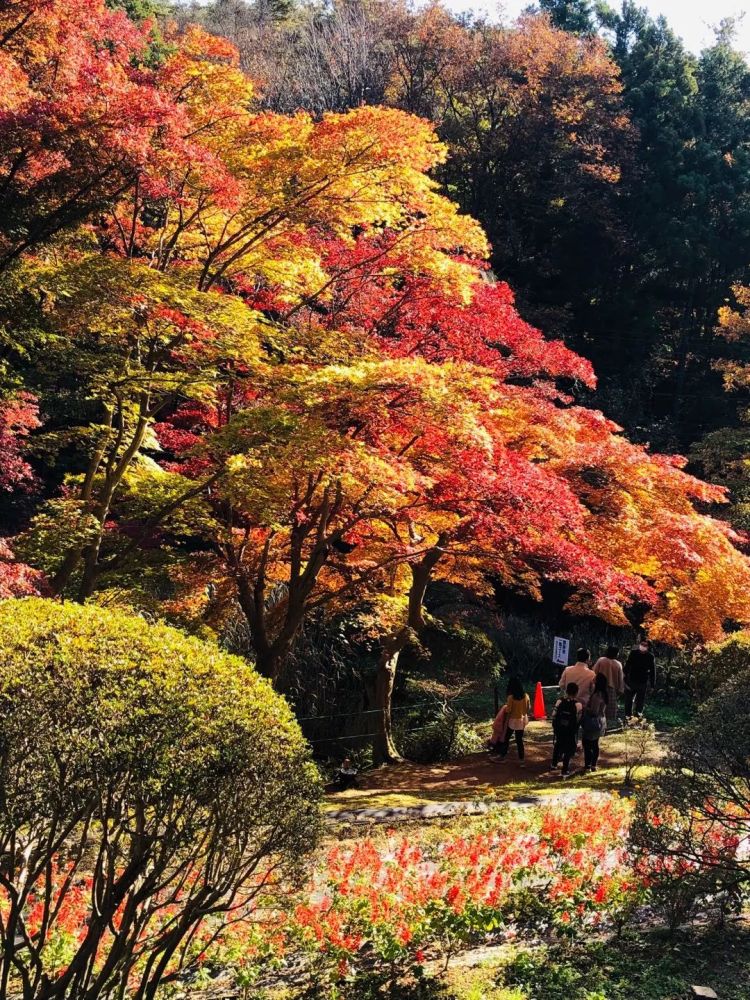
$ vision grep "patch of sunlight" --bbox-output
[323,790,441,812]
[443,952,525,1000]
[324,760,659,814]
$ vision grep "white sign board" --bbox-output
[552,637,570,667]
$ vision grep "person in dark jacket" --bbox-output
[624,639,656,720]
[550,682,581,777]
[333,757,359,791]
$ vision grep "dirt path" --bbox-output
[326,719,663,815]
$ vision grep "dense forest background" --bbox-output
[168,0,750,491]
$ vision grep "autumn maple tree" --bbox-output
[0,0,181,269]
[0,392,38,494]
[0,392,44,598]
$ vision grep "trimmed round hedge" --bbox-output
[0,598,321,1000]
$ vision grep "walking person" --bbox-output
[558,648,596,707]
[582,673,608,771]
[593,644,624,722]
[497,676,530,766]
[624,638,656,720]
[550,682,581,777]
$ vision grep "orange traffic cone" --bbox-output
[532,681,546,720]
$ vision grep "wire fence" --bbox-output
[300,700,457,746]
[297,684,564,751]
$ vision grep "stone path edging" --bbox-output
[325,789,616,825]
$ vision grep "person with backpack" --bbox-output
[593,644,624,722]
[497,676,531,766]
[582,672,608,771]
[624,638,656,720]
[550,681,581,777]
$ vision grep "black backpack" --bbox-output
[554,699,578,734]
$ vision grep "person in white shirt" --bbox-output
[558,647,596,708]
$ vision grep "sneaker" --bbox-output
[562,769,575,779]
[590,766,598,772]
[548,764,559,772]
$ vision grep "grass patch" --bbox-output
[259,924,750,998]
[645,691,696,729]
[483,924,750,1000]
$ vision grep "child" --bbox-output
[489,703,509,755]
[550,681,581,777]
[333,757,359,791]
[582,672,608,771]
[497,676,530,766]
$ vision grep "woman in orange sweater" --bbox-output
[497,676,531,766]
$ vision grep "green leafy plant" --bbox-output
[622,720,657,788]
[631,671,750,932]
[397,703,483,763]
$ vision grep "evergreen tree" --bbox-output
[609,12,750,445]
[106,0,164,19]
[539,0,597,34]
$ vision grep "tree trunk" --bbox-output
[372,542,448,763]
[407,549,442,630]
[233,567,299,687]
[407,567,429,630]
[254,645,284,684]
[372,628,410,765]
[50,409,148,599]
[77,537,103,602]
[50,545,85,596]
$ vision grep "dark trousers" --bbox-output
[499,728,525,760]
[624,684,647,717]
[334,771,358,790]
[552,730,576,771]
[583,737,600,768]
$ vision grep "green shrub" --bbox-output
[0,598,321,1000]
[630,669,750,931]
[498,931,746,1000]
[415,621,504,682]
[689,630,750,697]
[397,704,483,762]
[621,720,657,787]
